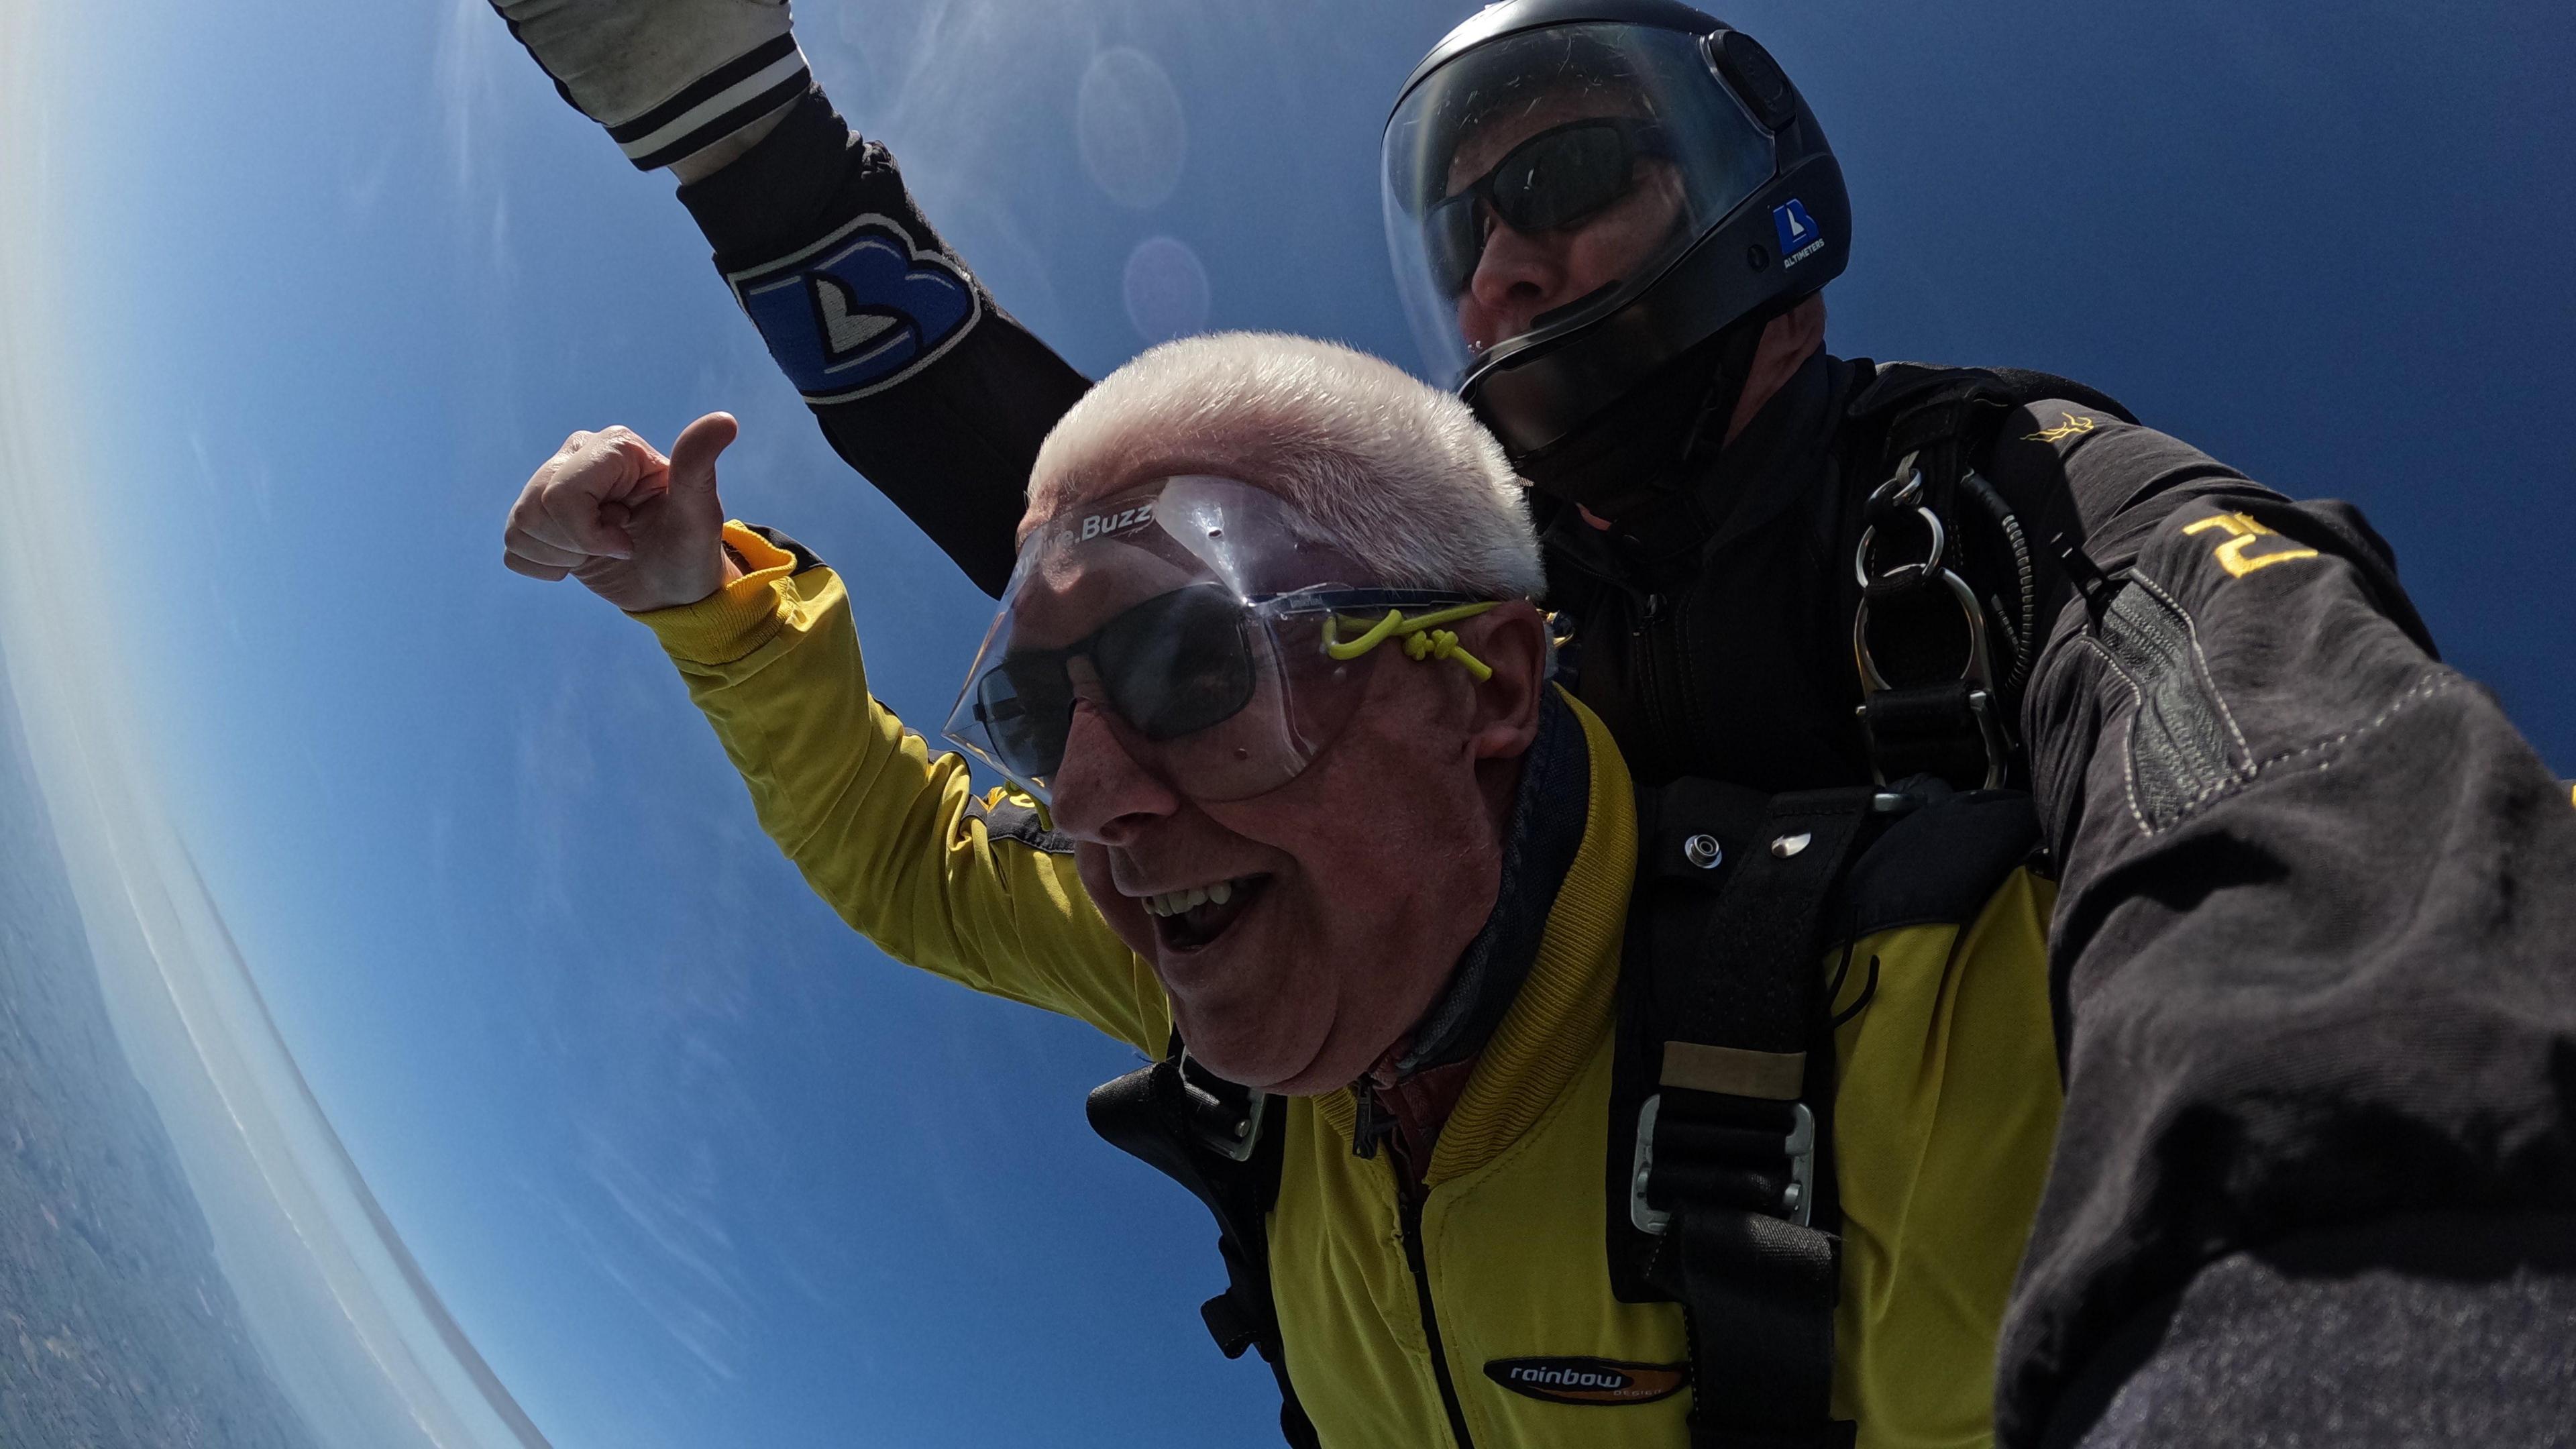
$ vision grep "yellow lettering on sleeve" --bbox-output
[2181,511,2319,578]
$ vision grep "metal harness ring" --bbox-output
[1851,567,2011,790]
[1854,504,1948,594]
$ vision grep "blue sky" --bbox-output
[7,1,2573,1446]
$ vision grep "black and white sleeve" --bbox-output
[676,87,1091,598]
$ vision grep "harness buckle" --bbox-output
[1177,1049,1270,1163]
[1629,1093,1817,1236]
[1851,449,2017,790]
[1851,564,2011,791]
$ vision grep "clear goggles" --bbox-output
[1381,21,1780,387]
[941,476,1503,804]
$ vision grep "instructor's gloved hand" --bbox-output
[502,415,742,613]
[489,0,808,171]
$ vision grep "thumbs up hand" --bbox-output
[503,413,743,613]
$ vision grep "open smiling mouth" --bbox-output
[1140,874,1271,952]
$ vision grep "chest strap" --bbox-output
[1086,1051,1320,1449]
[1621,781,1889,1449]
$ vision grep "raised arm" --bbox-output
[1989,407,2576,1444]
[492,1,1089,597]
[502,415,1167,1051]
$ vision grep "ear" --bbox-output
[1456,601,1552,762]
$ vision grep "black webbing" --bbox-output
[1633,786,1881,1449]
[1841,363,2137,794]
[1666,1209,1851,1449]
[1856,680,1998,788]
[1652,790,1876,1055]
[1087,1055,1320,1449]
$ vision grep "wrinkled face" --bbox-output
[1027,501,1516,1095]
[1447,91,1688,358]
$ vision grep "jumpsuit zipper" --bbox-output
[1632,591,1697,778]
[1395,1167,1477,1449]
[1668,582,1709,758]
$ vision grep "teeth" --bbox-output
[1142,877,1247,918]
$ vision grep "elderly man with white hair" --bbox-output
[502,331,2084,1448]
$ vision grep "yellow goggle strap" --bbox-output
[1322,602,1503,682]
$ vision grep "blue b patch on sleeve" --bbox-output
[727,213,982,402]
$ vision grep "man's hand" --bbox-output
[490,0,808,172]
[502,413,742,612]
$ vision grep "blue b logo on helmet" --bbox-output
[728,214,981,402]
[1772,199,1826,270]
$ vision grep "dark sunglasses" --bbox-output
[972,584,1256,782]
[967,584,1487,783]
[1425,116,1672,295]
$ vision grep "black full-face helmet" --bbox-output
[1382,0,1849,460]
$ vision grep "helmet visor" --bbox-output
[1383,22,1780,388]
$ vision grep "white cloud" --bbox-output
[555,1116,752,1385]
[434,0,511,197]
[433,0,519,278]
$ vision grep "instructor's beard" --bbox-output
[1504,317,1770,525]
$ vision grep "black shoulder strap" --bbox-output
[1611,779,1888,1449]
[1841,362,2135,792]
[1845,361,2138,437]
[1087,1051,1319,1449]
[1839,785,2045,940]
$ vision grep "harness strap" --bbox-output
[1086,1051,1320,1449]
[1854,680,2008,790]
[1625,783,1884,1449]
[1842,365,2135,791]
[1664,1209,1850,1449]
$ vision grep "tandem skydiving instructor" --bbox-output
[489,2,2576,1446]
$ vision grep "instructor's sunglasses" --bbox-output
[1426,117,1673,294]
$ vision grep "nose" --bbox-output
[1465,219,1569,329]
[1046,701,1182,847]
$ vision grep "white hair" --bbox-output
[1027,331,1544,599]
